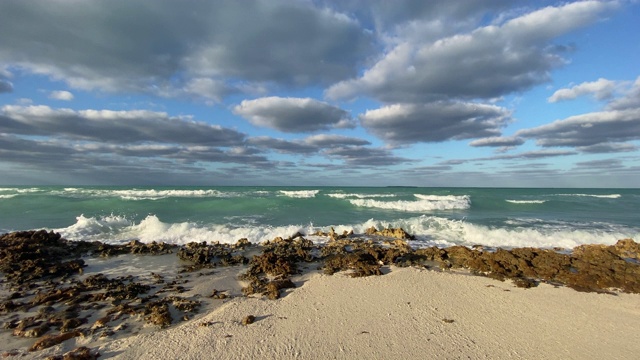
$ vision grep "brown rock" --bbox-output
[242,315,255,325]
[29,331,82,351]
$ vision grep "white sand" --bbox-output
[87,267,640,360]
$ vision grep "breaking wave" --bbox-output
[326,193,396,199]
[53,214,639,250]
[349,195,471,212]
[278,190,320,198]
[58,188,236,200]
[506,200,547,204]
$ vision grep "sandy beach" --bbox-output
[3,230,640,359]
[12,267,638,360]
[101,268,640,359]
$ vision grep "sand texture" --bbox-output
[97,267,640,360]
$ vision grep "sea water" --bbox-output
[0,186,638,249]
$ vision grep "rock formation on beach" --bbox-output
[1,228,640,357]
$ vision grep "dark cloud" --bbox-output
[574,159,625,170]
[0,0,373,101]
[577,143,638,154]
[324,146,413,166]
[247,137,318,155]
[516,109,640,147]
[0,79,12,93]
[326,1,617,102]
[359,101,511,145]
[247,134,370,155]
[0,105,246,146]
[233,97,354,133]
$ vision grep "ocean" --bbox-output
[1,186,638,249]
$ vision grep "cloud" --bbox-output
[233,97,354,133]
[607,76,640,111]
[577,143,637,153]
[49,90,74,101]
[0,105,246,146]
[326,1,617,102]
[324,146,413,166]
[247,134,370,155]
[469,136,525,147]
[517,109,640,147]
[548,78,617,102]
[247,137,318,154]
[0,79,12,93]
[359,101,511,145]
[574,158,624,170]
[0,0,373,101]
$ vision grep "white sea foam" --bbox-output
[54,213,639,250]
[279,190,320,198]
[59,188,235,200]
[0,194,17,199]
[505,200,547,204]
[556,193,621,199]
[326,193,396,199]
[55,214,313,245]
[350,195,471,212]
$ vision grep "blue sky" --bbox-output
[0,0,639,187]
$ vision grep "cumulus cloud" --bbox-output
[0,0,372,101]
[324,146,413,166]
[359,101,512,144]
[469,136,525,147]
[0,105,245,146]
[517,109,640,147]
[548,78,617,102]
[247,134,370,155]
[49,90,74,101]
[233,97,354,133]
[577,143,637,154]
[607,76,640,111]
[326,1,617,102]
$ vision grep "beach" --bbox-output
[101,267,640,360]
[2,229,640,359]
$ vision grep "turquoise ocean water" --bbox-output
[1,186,638,249]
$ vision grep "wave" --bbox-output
[278,190,320,198]
[505,200,546,204]
[0,187,43,194]
[555,193,621,199]
[58,188,236,200]
[53,214,639,250]
[350,195,471,212]
[55,214,310,245]
[0,194,17,199]
[326,193,396,199]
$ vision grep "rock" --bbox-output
[44,346,99,360]
[264,279,296,300]
[242,315,255,325]
[144,302,172,328]
[29,331,82,351]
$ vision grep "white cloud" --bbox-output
[469,136,525,147]
[548,78,617,102]
[0,105,246,146]
[49,90,74,101]
[359,101,512,145]
[233,97,354,133]
[517,109,640,147]
[326,1,617,103]
[0,0,372,100]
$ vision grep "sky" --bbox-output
[0,0,639,187]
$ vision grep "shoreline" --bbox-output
[1,229,640,359]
